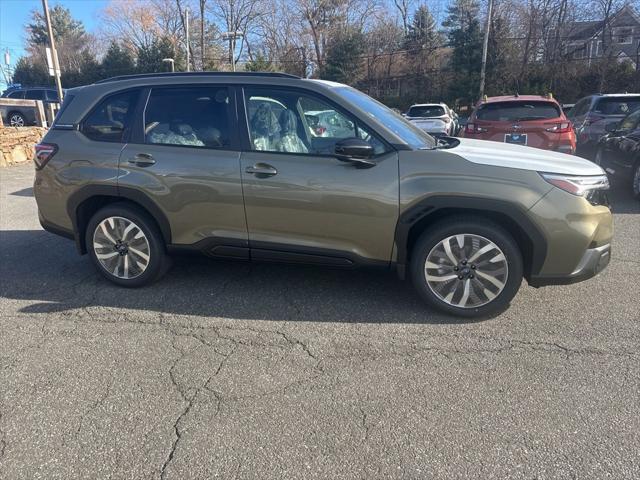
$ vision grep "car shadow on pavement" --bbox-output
[9,187,34,197]
[0,230,488,325]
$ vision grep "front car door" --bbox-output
[118,84,247,251]
[238,86,399,266]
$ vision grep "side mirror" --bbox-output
[605,121,619,133]
[334,138,376,168]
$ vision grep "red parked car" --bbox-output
[462,95,576,154]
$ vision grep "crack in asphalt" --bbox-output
[358,405,371,444]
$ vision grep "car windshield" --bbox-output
[334,86,435,149]
[476,101,560,122]
[407,105,446,117]
[594,96,640,116]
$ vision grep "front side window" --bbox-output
[7,90,25,99]
[144,86,231,149]
[245,88,387,155]
[82,90,138,143]
[476,101,561,121]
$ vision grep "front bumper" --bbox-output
[529,243,611,287]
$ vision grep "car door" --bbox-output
[609,110,640,171]
[238,86,399,265]
[118,84,247,251]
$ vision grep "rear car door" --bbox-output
[118,84,247,250]
[238,86,399,265]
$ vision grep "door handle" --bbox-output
[245,163,277,177]
[128,153,155,166]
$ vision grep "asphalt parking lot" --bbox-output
[0,163,639,479]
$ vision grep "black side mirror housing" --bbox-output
[334,138,376,168]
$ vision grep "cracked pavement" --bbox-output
[1,163,639,479]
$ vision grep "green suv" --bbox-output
[34,72,613,317]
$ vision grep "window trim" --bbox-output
[239,85,394,159]
[79,88,141,144]
[127,84,240,152]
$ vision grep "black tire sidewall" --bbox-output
[410,219,524,318]
[86,204,167,287]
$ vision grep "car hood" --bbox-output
[451,138,604,175]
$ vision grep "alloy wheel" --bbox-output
[424,233,509,308]
[92,216,150,279]
[9,114,25,127]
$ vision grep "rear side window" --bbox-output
[7,90,25,99]
[407,105,446,117]
[24,90,45,100]
[476,101,561,121]
[46,90,59,101]
[143,86,231,149]
[594,97,640,115]
[82,90,138,143]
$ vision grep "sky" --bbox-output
[0,0,108,88]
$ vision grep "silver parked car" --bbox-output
[404,103,456,136]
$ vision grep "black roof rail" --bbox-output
[94,71,300,85]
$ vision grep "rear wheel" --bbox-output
[410,217,523,318]
[8,111,25,127]
[86,203,169,287]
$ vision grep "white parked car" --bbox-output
[405,103,456,136]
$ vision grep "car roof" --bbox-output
[481,95,558,104]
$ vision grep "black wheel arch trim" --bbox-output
[67,184,172,254]
[394,195,547,279]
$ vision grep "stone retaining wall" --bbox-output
[0,127,47,167]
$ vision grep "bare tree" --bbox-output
[392,0,414,34]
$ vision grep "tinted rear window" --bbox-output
[407,105,445,117]
[594,96,640,115]
[476,101,560,121]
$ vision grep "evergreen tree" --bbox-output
[405,5,440,52]
[11,57,51,87]
[244,53,274,72]
[137,37,180,73]
[101,42,136,78]
[443,0,483,106]
[321,28,365,83]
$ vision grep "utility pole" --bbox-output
[478,0,493,100]
[185,7,190,72]
[222,31,243,72]
[42,0,63,102]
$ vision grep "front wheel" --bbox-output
[410,217,523,318]
[86,203,170,287]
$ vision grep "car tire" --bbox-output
[8,111,25,127]
[410,216,523,318]
[633,162,640,199]
[86,203,170,287]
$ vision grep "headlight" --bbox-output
[540,173,609,196]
